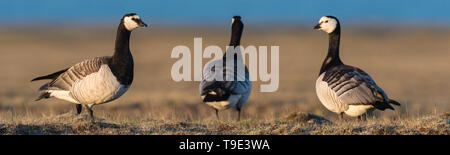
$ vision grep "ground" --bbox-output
[0,27,449,135]
[1,112,448,135]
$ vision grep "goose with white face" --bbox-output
[313,16,338,33]
[123,14,148,31]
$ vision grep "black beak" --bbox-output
[313,24,321,30]
[138,19,148,27]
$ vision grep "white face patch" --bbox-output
[317,16,337,33]
[231,18,235,26]
[124,15,141,31]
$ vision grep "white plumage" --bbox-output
[47,90,79,104]
[316,71,376,117]
[70,65,129,105]
[46,63,129,105]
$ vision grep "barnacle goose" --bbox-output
[313,16,400,120]
[199,16,252,121]
[31,13,147,122]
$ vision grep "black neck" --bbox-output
[319,26,343,75]
[224,20,243,61]
[229,27,242,47]
[109,22,134,85]
[113,23,132,59]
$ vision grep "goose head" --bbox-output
[314,16,339,34]
[122,13,148,31]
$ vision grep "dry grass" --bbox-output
[1,112,448,135]
[0,26,449,134]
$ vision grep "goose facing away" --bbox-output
[199,16,252,121]
[313,16,400,119]
[31,13,147,121]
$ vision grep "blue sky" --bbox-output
[1,0,449,26]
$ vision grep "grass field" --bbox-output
[0,26,449,134]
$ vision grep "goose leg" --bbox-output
[358,113,368,121]
[85,105,94,122]
[237,107,241,121]
[76,104,82,115]
[339,113,344,120]
[366,110,374,119]
[215,109,219,120]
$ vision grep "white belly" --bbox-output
[70,65,129,104]
[345,105,374,117]
[48,90,79,104]
[205,94,242,110]
[315,73,347,114]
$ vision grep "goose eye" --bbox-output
[325,20,328,23]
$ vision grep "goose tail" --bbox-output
[35,92,50,101]
[31,68,68,82]
[388,99,401,106]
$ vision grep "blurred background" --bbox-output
[2,0,450,27]
[0,0,449,122]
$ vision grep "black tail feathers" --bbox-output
[388,99,401,106]
[35,92,50,101]
[374,99,401,111]
[31,68,68,82]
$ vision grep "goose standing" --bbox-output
[31,13,147,122]
[200,16,252,121]
[313,16,400,120]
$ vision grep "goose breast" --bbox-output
[70,65,129,104]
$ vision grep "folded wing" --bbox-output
[322,65,394,110]
[200,59,251,102]
[32,57,110,101]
